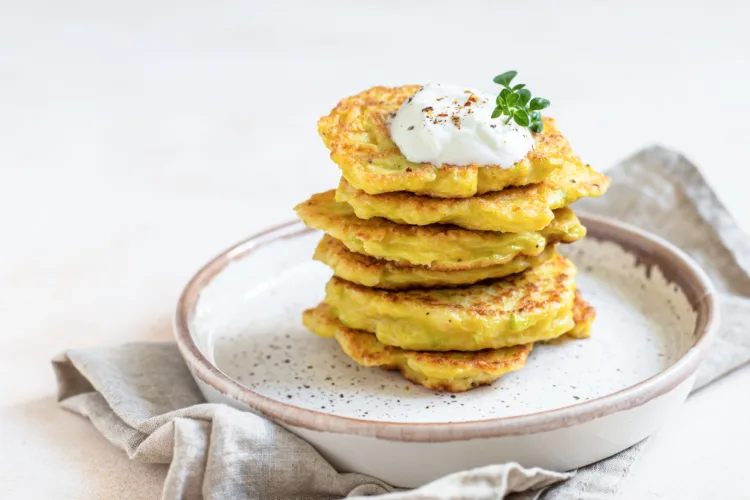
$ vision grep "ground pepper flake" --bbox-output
[463,93,478,106]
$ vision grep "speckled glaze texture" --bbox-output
[189,220,702,424]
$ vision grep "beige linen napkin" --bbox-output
[54,146,750,499]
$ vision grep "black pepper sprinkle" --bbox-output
[407,125,414,131]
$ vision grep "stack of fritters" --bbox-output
[295,86,609,392]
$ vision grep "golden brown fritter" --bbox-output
[318,85,577,198]
[336,158,610,232]
[324,254,578,351]
[302,292,595,392]
[303,303,532,392]
[314,234,557,289]
[294,190,586,270]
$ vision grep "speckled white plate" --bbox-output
[174,215,718,487]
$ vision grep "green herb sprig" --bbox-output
[491,71,549,133]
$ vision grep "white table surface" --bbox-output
[2,1,749,498]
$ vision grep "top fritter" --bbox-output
[318,84,577,198]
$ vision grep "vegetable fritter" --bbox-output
[295,191,585,270]
[324,254,578,351]
[303,292,594,392]
[336,159,610,232]
[314,234,557,289]
[318,85,576,198]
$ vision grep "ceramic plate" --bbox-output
[174,215,718,487]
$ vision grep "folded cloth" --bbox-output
[54,146,750,500]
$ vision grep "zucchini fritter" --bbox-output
[303,292,595,392]
[295,190,585,270]
[314,234,557,289]
[324,254,578,351]
[304,303,532,392]
[336,159,610,232]
[318,85,576,198]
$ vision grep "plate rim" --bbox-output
[173,214,719,442]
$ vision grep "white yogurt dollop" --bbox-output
[388,83,534,168]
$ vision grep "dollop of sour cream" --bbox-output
[388,83,534,167]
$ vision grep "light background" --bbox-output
[1,1,749,498]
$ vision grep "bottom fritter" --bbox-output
[302,293,595,393]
